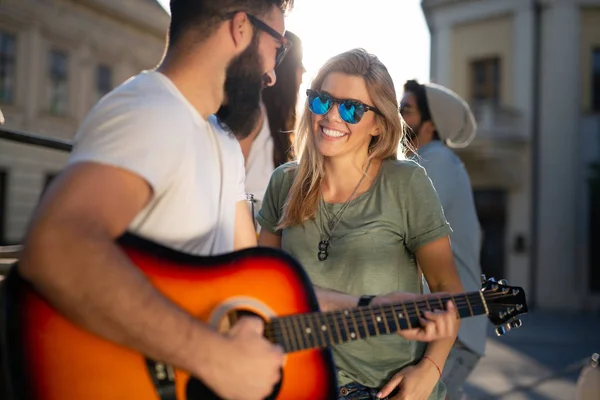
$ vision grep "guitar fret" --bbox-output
[424,297,432,312]
[479,291,489,315]
[310,313,323,348]
[283,317,298,352]
[464,293,474,317]
[330,311,343,345]
[347,309,361,340]
[379,304,391,334]
[401,302,412,329]
[368,307,381,336]
[302,314,317,349]
[413,300,421,321]
[357,307,371,338]
[290,315,306,350]
[274,320,291,352]
[469,292,487,316]
[391,304,403,331]
[437,296,444,310]
[313,313,328,348]
[340,309,352,341]
[452,295,472,319]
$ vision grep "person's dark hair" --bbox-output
[262,31,303,167]
[403,79,440,140]
[168,0,294,50]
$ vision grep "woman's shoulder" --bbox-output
[269,160,299,189]
[381,158,424,183]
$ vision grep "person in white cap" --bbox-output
[401,79,487,400]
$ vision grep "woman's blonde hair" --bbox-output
[278,48,408,229]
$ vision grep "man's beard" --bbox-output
[216,36,265,140]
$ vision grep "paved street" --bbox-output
[464,311,600,400]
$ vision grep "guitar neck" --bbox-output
[265,291,488,353]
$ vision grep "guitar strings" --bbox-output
[263,291,515,335]
[262,292,517,344]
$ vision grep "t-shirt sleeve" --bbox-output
[234,142,247,202]
[403,165,453,253]
[68,103,189,197]
[255,164,290,235]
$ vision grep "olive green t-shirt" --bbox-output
[256,159,452,398]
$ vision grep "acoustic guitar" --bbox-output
[0,233,528,400]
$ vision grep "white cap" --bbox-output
[422,82,477,148]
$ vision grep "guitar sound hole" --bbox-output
[186,309,283,399]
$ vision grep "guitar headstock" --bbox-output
[480,275,528,336]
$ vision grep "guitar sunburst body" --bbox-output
[0,234,529,400]
[0,234,336,400]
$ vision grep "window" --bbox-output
[592,48,600,113]
[0,31,16,104]
[41,172,58,197]
[470,57,501,105]
[48,50,69,115]
[96,64,112,101]
[589,162,600,293]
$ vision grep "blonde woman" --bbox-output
[257,48,464,400]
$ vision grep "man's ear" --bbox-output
[229,12,252,51]
[420,120,436,141]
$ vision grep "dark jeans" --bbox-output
[337,382,399,400]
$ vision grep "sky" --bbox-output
[155,0,431,99]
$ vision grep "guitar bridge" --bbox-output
[145,358,176,400]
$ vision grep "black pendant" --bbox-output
[318,240,329,261]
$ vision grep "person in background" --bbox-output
[401,79,488,400]
[258,48,463,400]
[17,1,294,399]
[240,31,304,220]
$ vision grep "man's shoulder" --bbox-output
[418,142,462,169]
[78,72,196,140]
[97,72,187,116]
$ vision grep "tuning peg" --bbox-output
[495,318,523,336]
[495,325,508,336]
[509,319,522,329]
[498,279,508,285]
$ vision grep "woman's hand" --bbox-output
[371,292,459,342]
[377,359,441,400]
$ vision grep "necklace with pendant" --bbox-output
[317,159,372,261]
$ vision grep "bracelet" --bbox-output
[422,356,442,378]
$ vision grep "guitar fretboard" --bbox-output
[264,292,487,353]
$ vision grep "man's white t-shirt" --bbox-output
[244,111,274,206]
[68,71,246,255]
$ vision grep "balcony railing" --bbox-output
[469,102,527,143]
[0,121,73,276]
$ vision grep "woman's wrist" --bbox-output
[420,356,442,379]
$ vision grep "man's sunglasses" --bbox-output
[225,12,292,67]
[306,89,382,125]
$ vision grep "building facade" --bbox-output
[422,0,600,311]
[0,0,169,244]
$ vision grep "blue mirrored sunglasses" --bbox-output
[306,89,381,124]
